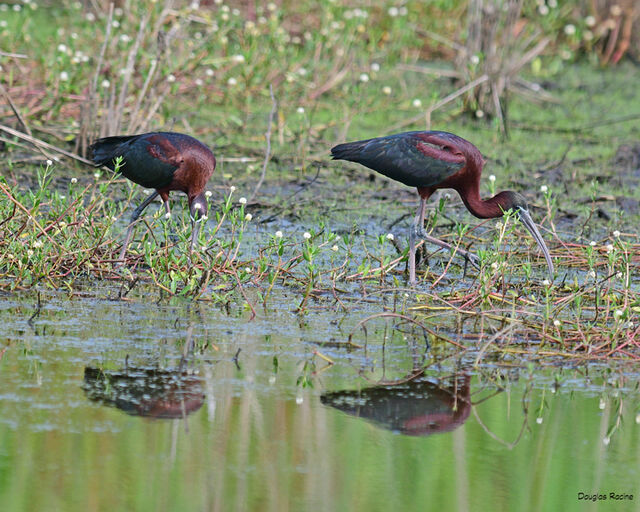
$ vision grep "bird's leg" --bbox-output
[408,197,426,286]
[118,190,159,263]
[416,227,480,269]
[413,196,480,269]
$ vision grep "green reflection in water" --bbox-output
[0,290,638,512]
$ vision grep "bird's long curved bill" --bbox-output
[517,208,554,279]
[190,220,201,253]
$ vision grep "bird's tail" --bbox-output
[90,135,137,169]
[330,139,372,162]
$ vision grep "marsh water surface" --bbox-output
[1,286,638,512]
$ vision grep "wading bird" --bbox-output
[91,132,216,262]
[331,131,554,285]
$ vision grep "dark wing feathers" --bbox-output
[90,132,178,189]
[331,131,466,188]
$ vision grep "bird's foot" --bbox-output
[415,227,480,270]
[463,251,481,270]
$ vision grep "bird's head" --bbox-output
[189,192,208,221]
[497,191,554,279]
[188,192,209,252]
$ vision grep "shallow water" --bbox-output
[0,287,638,512]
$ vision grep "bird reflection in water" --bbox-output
[83,366,204,419]
[321,374,471,436]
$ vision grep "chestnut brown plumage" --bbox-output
[331,131,554,285]
[91,132,216,262]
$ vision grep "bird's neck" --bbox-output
[457,186,506,219]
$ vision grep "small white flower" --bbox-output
[239,197,247,205]
[603,437,610,446]
[475,109,485,118]
[33,240,43,249]
[59,195,65,200]
[370,62,380,72]
[359,73,370,83]
[553,319,561,327]
[491,262,499,270]
[388,6,399,17]
[599,399,606,410]
[297,67,307,76]
[112,20,119,28]
[386,233,394,241]
[244,213,252,221]
[470,54,480,65]
[114,7,123,16]
[412,98,422,108]
[59,71,69,81]
[542,279,550,286]
[205,68,214,77]
[230,185,236,193]
[613,230,621,238]
[202,215,208,221]
[585,15,596,27]
[165,212,171,219]
[194,78,203,86]
[27,249,34,257]
[232,54,245,63]
[101,79,110,88]
[614,310,623,318]
[610,5,622,17]
[57,43,67,53]
[46,159,53,166]
[193,203,202,210]
[489,175,496,182]
[12,3,21,11]
[267,2,277,11]
[538,4,549,15]
[589,241,596,247]
[227,77,237,86]
[93,171,100,179]
[627,322,634,329]
[540,185,548,193]
[382,86,392,95]
[85,12,95,22]
[275,231,283,238]
[268,375,276,385]
[167,74,176,83]
[0,20,6,28]
[605,244,613,253]
[587,270,596,279]
[295,396,303,405]
[536,417,543,424]
[303,232,311,240]
[205,191,212,198]
[245,267,252,273]
[71,177,77,184]
[548,0,557,7]
[331,244,339,252]
[495,221,503,229]
[616,272,623,279]
[297,106,305,114]
[564,24,576,36]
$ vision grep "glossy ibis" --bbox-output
[91,132,216,262]
[331,131,554,285]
